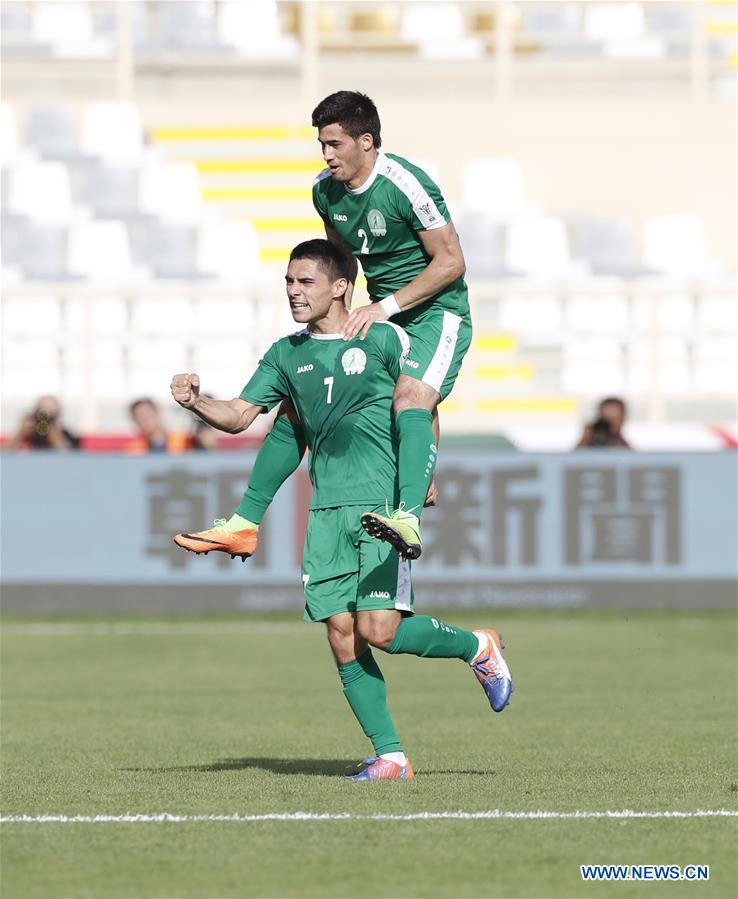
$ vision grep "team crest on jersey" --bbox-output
[341,347,367,375]
[367,209,387,237]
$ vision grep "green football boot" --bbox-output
[360,503,422,560]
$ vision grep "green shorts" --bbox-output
[302,504,414,623]
[400,306,472,401]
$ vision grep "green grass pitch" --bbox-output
[1,609,736,898]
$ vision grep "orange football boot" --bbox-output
[174,518,258,561]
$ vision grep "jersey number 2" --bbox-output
[357,229,369,254]
[324,376,334,404]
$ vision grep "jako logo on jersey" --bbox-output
[297,364,314,374]
[367,209,387,237]
[370,591,391,599]
[333,213,348,222]
[405,359,420,369]
[342,347,366,375]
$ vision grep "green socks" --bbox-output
[338,649,402,755]
[387,615,479,663]
[396,409,437,517]
[222,513,259,533]
[236,415,307,525]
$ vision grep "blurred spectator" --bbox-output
[127,397,193,454]
[577,397,631,448]
[7,396,80,450]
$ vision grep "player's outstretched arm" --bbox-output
[170,373,263,434]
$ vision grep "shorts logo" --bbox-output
[333,213,348,222]
[367,209,387,238]
[297,364,314,373]
[370,590,391,599]
[405,359,420,369]
[341,347,366,375]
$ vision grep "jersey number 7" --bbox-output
[324,376,334,404]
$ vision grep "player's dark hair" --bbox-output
[312,91,382,149]
[289,239,351,283]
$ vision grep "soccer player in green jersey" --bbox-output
[177,90,469,561]
[171,240,512,781]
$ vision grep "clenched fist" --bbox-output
[171,372,200,409]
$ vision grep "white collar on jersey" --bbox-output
[344,152,386,196]
[309,331,344,340]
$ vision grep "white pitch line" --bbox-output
[1,622,310,638]
[1,810,736,824]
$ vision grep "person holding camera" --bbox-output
[577,397,631,449]
[8,395,81,451]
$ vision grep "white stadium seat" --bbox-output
[505,215,573,276]
[80,103,143,164]
[564,337,621,362]
[584,3,645,42]
[565,295,628,332]
[7,160,76,224]
[32,1,111,58]
[2,296,62,334]
[131,297,195,336]
[217,0,298,60]
[562,364,625,394]
[462,159,525,221]
[643,215,709,277]
[629,337,689,364]
[196,220,260,283]
[2,365,63,401]
[401,3,483,60]
[65,296,129,335]
[194,339,254,368]
[67,221,133,282]
[498,294,563,333]
[697,296,737,332]
[632,294,695,334]
[138,161,202,224]
[0,103,19,164]
[627,364,691,394]
[195,298,256,335]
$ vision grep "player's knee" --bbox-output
[356,614,397,650]
[392,379,437,414]
[325,621,356,662]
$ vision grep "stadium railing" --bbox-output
[1,279,735,437]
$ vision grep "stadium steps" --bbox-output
[149,125,324,264]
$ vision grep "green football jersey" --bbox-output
[240,322,410,510]
[312,152,469,327]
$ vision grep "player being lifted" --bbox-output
[171,241,512,781]
[176,91,470,561]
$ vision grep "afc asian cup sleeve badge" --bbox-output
[341,347,367,375]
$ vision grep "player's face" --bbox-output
[317,123,372,184]
[285,258,339,324]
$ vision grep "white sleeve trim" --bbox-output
[376,320,411,369]
[379,157,447,231]
[313,167,332,185]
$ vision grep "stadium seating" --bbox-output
[1,1,735,435]
[1,0,735,72]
